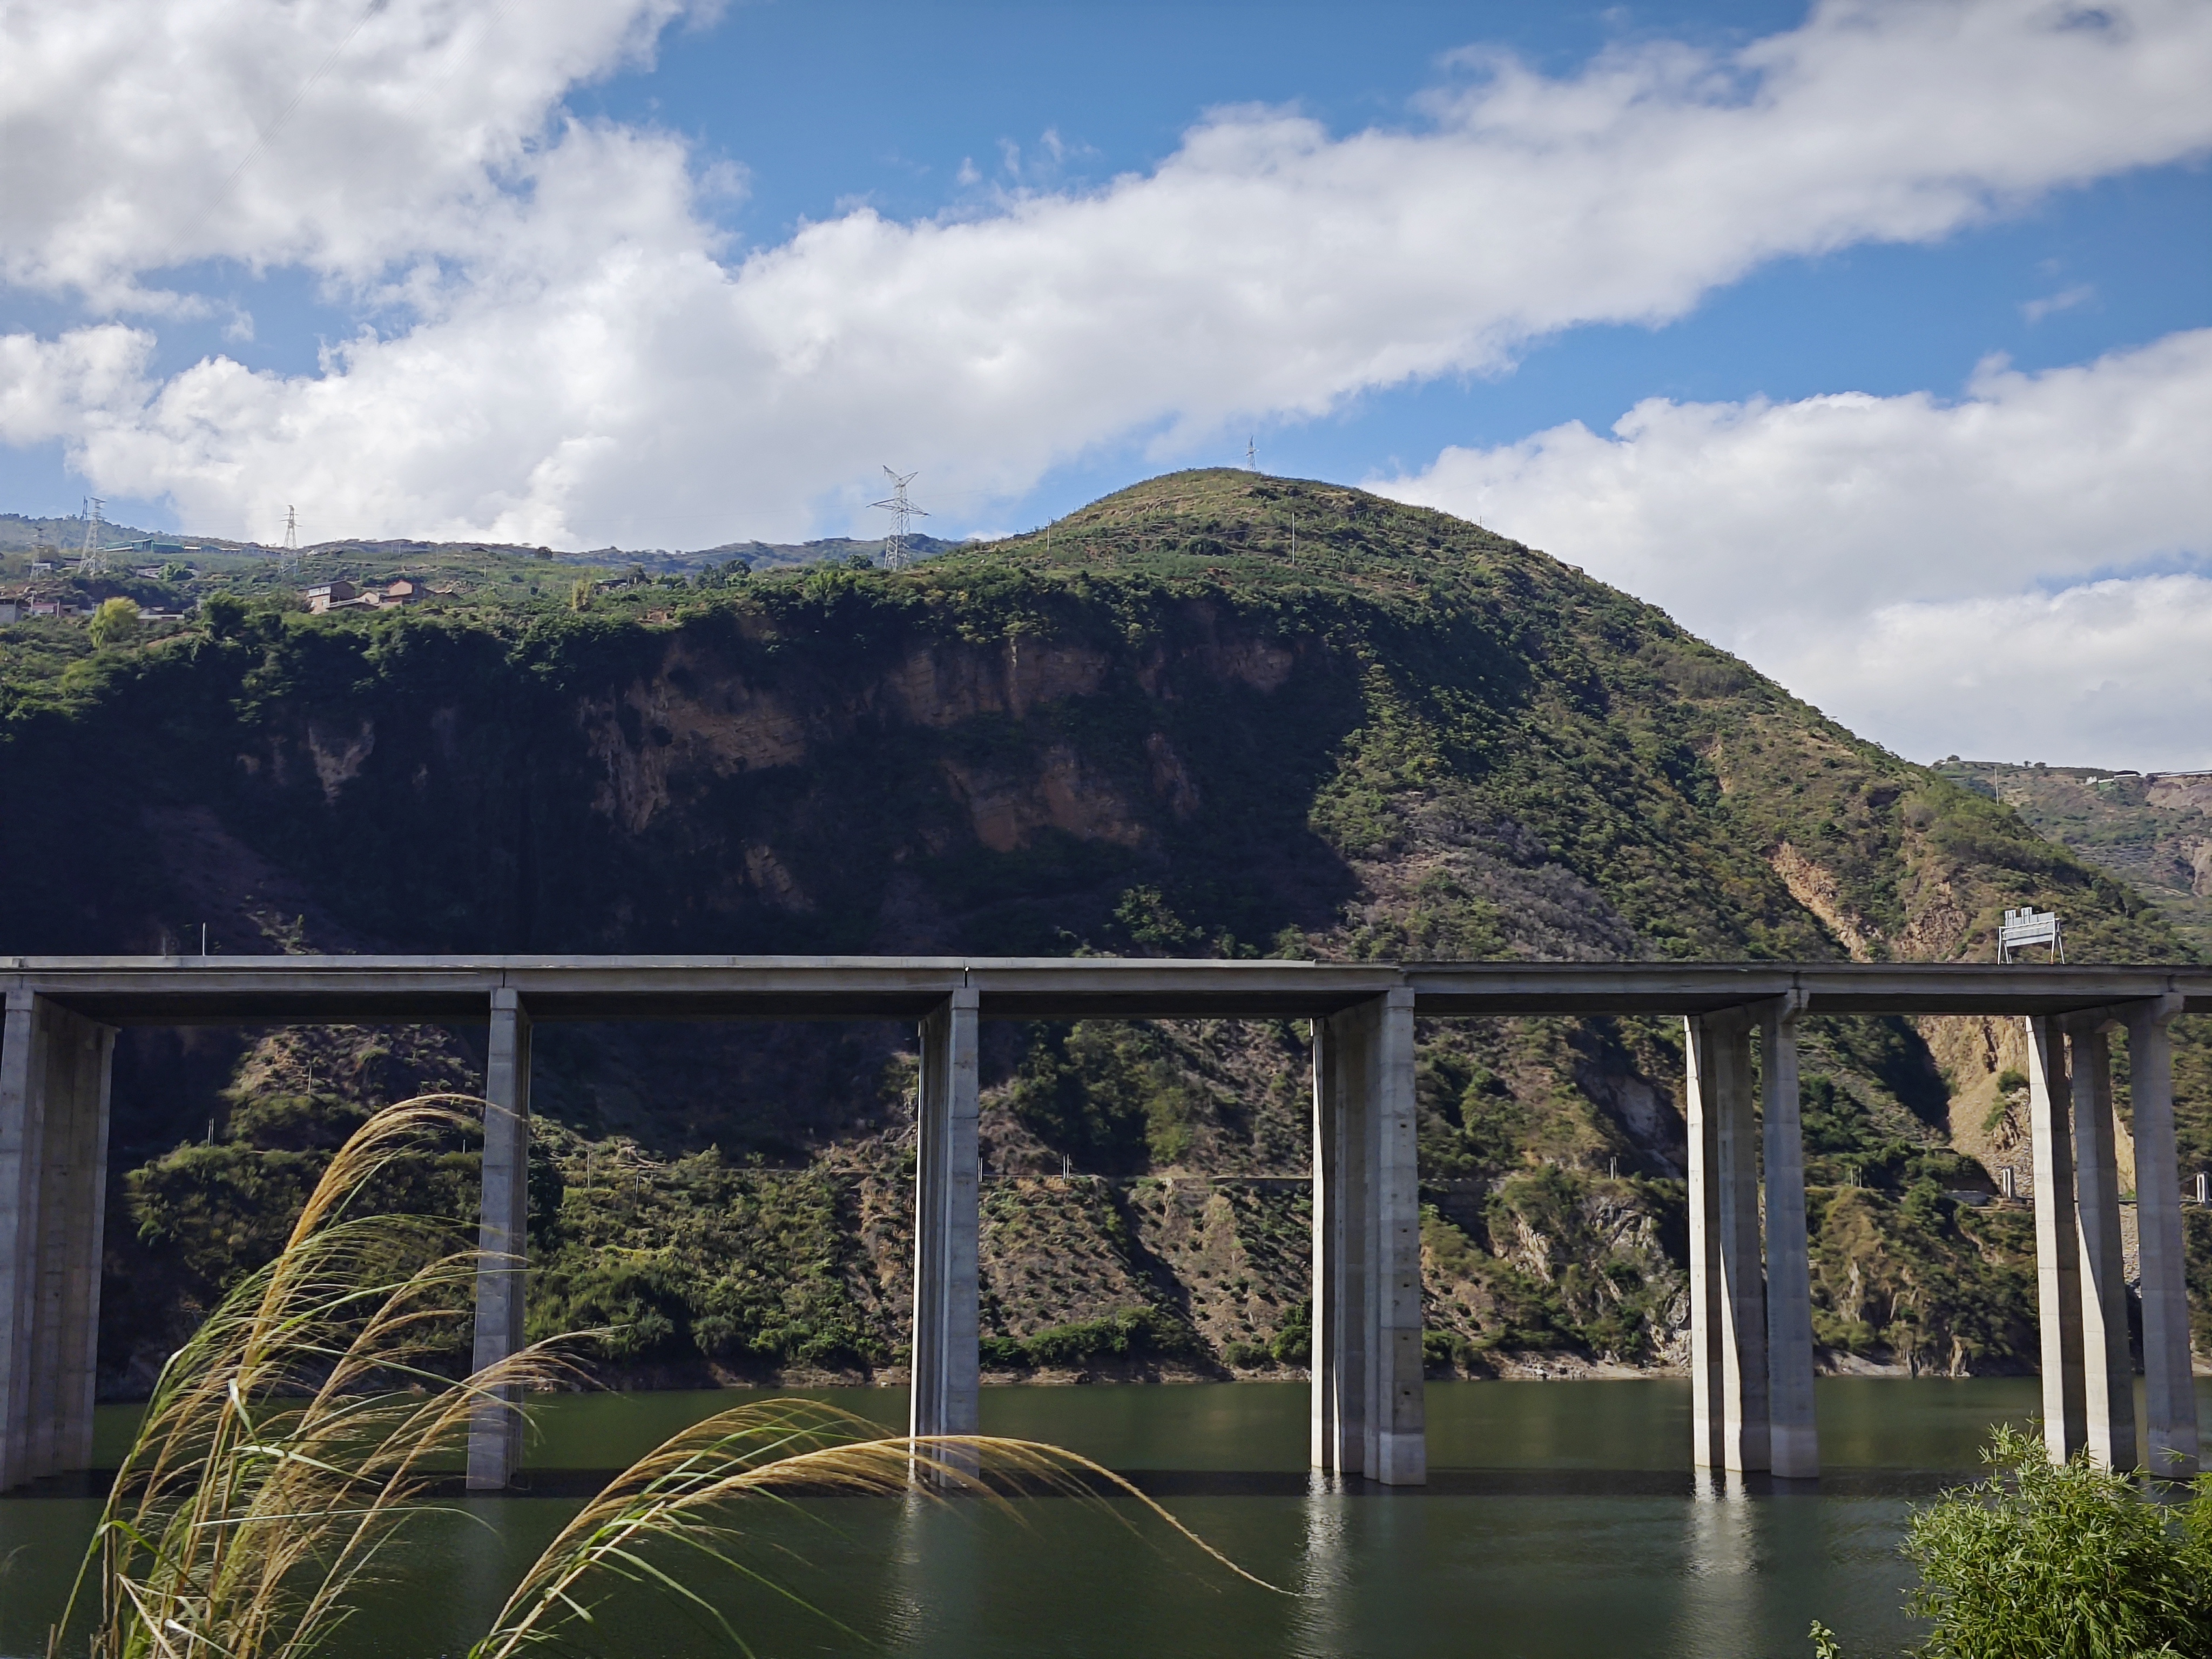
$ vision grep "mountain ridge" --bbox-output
[0,509,965,573]
[2,467,2203,1394]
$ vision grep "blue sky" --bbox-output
[3,0,2209,762]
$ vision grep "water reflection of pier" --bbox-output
[4,957,2204,1491]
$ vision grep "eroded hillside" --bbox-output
[1940,760,2212,956]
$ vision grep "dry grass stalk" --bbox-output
[53,1096,1269,1659]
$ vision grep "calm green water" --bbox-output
[4,1378,2193,1659]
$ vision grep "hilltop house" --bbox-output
[304,576,431,613]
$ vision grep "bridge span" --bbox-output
[5,955,2207,1491]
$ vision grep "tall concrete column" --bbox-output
[1309,991,1420,1483]
[27,1005,113,1481]
[2127,996,2197,1477]
[909,985,980,1457]
[2026,1015,2087,1462]
[1759,994,1818,1479]
[1,992,115,1490]
[1687,1010,1768,1473]
[2066,1018,2136,1470]
[0,990,45,1492]
[467,987,532,1491]
[1355,988,1423,1486]
[1309,1014,1366,1475]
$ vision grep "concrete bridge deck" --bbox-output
[4,954,2205,1493]
[10,953,2208,1022]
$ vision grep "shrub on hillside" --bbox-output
[1816,1424,2212,1656]
[89,596,140,647]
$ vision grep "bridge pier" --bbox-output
[0,992,114,1491]
[2026,1016,2089,1461]
[1686,1010,1769,1473]
[1310,989,1423,1485]
[2066,1016,2136,1469]
[1310,1009,1364,1474]
[1760,994,1819,1479]
[2129,997,2197,1476]
[909,986,981,1466]
[467,988,532,1490]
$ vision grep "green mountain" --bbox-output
[2,468,2201,1394]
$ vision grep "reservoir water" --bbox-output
[3,1377,2191,1658]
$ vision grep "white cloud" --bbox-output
[2022,282,2095,322]
[1799,577,2212,768]
[1373,330,2212,767]
[2,0,2211,548]
[0,325,158,445]
[0,0,710,303]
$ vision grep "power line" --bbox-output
[870,467,927,568]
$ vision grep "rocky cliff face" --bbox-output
[2,469,2198,1391]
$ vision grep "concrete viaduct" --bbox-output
[4,956,2207,1492]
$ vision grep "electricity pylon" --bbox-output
[77,497,108,577]
[871,468,927,568]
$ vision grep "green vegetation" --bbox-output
[1815,1425,2212,1657]
[86,596,140,648]
[526,1129,893,1374]
[981,1306,1203,1372]
[1010,1021,1223,1172]
[1809,1189,2036,1372]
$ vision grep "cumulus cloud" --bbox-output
[1799,577,2212,768]
[1,0,707,302]
[1374,331,2212,766]
[4,0,2211,545]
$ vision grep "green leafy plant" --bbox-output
[87,597,141,648]
[1902,1425,2212,1657]
[1816,1423,2212,1657]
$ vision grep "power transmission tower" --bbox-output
[281,505,300,576]
[871,468,927,568]
[77,497,107,577]
[1246,435,1258,473]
